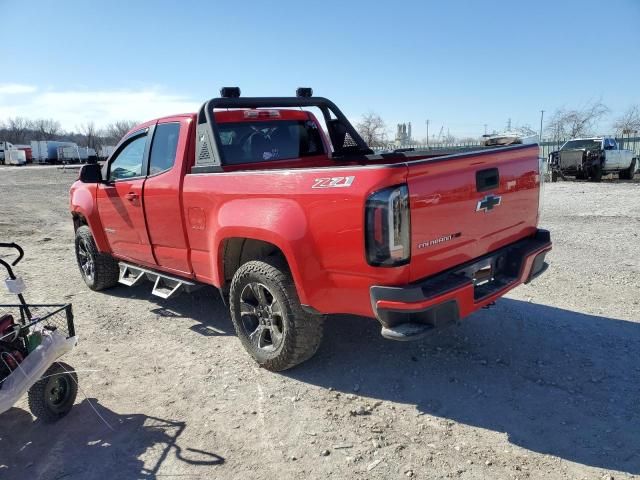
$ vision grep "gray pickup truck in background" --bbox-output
[549,137,637,182]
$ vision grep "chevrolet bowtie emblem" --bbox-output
[476,194,501,212]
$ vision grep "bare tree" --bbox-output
[32,118,62,140]
[78,122,103,152]
[545,101,609,140]
[613,105,640,135]
[356,112,387,147]
[514,124,537,136]
[104,120,138,144]
[2,117,33,144]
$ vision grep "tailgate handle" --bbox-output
[476,168,499,192]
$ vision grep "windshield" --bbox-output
[561,139,601,150]
[217,120,325,165]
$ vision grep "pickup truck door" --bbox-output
[603,138,620,169]
[140,118,193,275]
[618,147,633,169]
[97,128,156,265]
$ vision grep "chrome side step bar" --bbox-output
[118,262,198,300]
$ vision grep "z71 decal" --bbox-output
[312,176,355,189]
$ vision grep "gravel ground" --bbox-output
[0,166,639,480]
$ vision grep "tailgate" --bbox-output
[406,145,540,282]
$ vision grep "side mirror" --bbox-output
[79,163,103,183]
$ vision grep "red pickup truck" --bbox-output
[70,88,551,371]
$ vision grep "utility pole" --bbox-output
[484,124,487,135]
[507,118,512,131]
[426,119,430,148]
[539,110,545,142]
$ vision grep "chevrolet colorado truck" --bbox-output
[69,88,551,371]
[549,137,637,182]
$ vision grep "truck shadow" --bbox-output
[0,398,224,480]
[104,283,233,337]
[288,298,640,474]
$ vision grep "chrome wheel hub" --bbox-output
[77,239,95,281]
[239,282,284,352]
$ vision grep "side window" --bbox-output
[109,135,147,181]
[149,123,180,175]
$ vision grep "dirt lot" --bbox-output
[0,166,639,480]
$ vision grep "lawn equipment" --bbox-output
[0,242,78,422]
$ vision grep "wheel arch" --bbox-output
[218,236,309,304]
[70,186,110,252]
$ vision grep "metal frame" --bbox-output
[0,304,75,341]
[0,242,30,318]
[192,96,374,173]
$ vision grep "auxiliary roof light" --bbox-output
[220,87,241,98]
[296,87,313,98]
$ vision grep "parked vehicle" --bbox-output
[30,140,77,164]
[99,145,116,160]
[3,149,27,165]
[13,145,33,163]
[481,131,538,147]
[57,145,97,164]
[0,141,14,164]
[69,89,551,371]
[549,137,637,181]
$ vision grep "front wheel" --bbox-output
[229,258,324,371]
[28,362,78,422]
[75,225,119,290]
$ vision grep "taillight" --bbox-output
[538,156,545,223]
[365,185,411,266]
[244,109,281,119]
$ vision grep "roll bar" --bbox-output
[192,96,373,173]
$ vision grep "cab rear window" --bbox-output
[218,120,324,165]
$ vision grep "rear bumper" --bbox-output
[370,229,552,332]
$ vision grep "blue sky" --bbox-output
[1,0,639,139]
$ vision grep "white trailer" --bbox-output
[99,145,116,159]
[57,146,97,163]
[4,149,27,165]
[30,140,78,164]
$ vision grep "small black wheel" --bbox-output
[75,225,119,290]
[229,258,324,371]
[28,362,78,422]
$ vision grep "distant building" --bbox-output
[395,122,413,146]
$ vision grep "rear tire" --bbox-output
[28,362,78,422]
[229,258,324,371]
[75,225,119,290]
[619,159,636,180]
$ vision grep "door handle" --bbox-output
[125,192,138,201]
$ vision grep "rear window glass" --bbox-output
[561,139,601,150]
[218,120,324,165]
